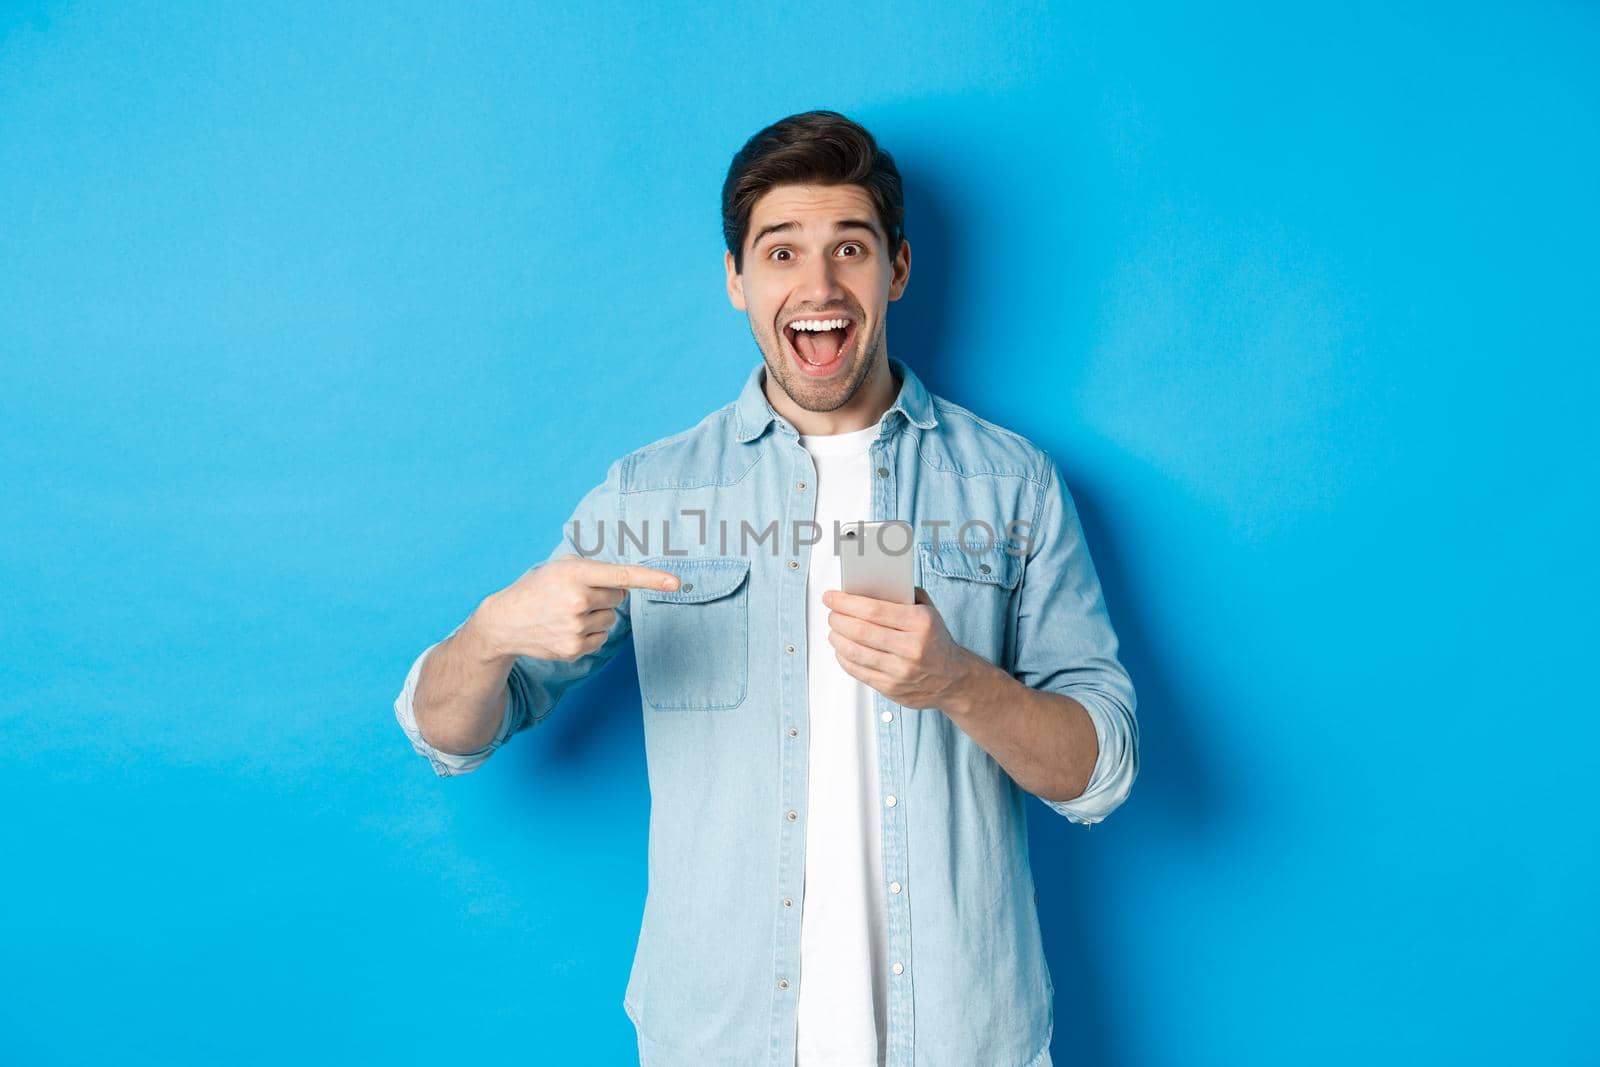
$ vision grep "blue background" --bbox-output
[3,3,1595,1064]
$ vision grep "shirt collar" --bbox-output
[732,356,938,443]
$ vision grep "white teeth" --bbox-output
[789,318,849,332]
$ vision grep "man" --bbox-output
[394,110,1138,1067]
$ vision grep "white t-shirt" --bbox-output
[793,423,889,1067]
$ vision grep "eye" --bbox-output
[837,242,864,257]
[769,247,793,262]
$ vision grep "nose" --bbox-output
[797,250,847,307]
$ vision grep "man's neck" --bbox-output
[764,355,899,436]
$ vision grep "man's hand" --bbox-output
[469,556,680,664]
[821,586,980,709]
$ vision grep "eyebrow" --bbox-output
[749,217,883,250]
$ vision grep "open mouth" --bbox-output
[782,316,859,378]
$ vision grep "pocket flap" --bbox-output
[917,540,1023,590]
[636,555,752,603]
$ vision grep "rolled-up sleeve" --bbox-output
[393,623,521,778]
[1011,455,1140,825]
[391,458,636,777]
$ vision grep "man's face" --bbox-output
[725,183,911,414]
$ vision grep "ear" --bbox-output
[725,250,747,311]
[888,237,912,302]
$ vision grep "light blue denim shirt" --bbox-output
[394,358,1138,1067]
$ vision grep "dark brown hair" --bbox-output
[721,109,905,273]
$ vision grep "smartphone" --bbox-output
[838,520,915,604]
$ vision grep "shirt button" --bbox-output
[876,466,890,478]
[783,897,793,907]
[787,726,798,738]
[892,962,904,976]
[787,810,798,821]
[680,582,694,592]
[978,563,991,574]
[880,710,893,723]
[884,794,897,808]
[787,559,799,570]
[778,978,790,989]
[785,643,796,654]
[796,481,807,491]
[889,881,902,894]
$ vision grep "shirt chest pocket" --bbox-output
[632,555,752,710]
[916,540,1022,660]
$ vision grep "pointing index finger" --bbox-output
[580,559,681,592]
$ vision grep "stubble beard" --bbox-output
[756,315,886,415]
